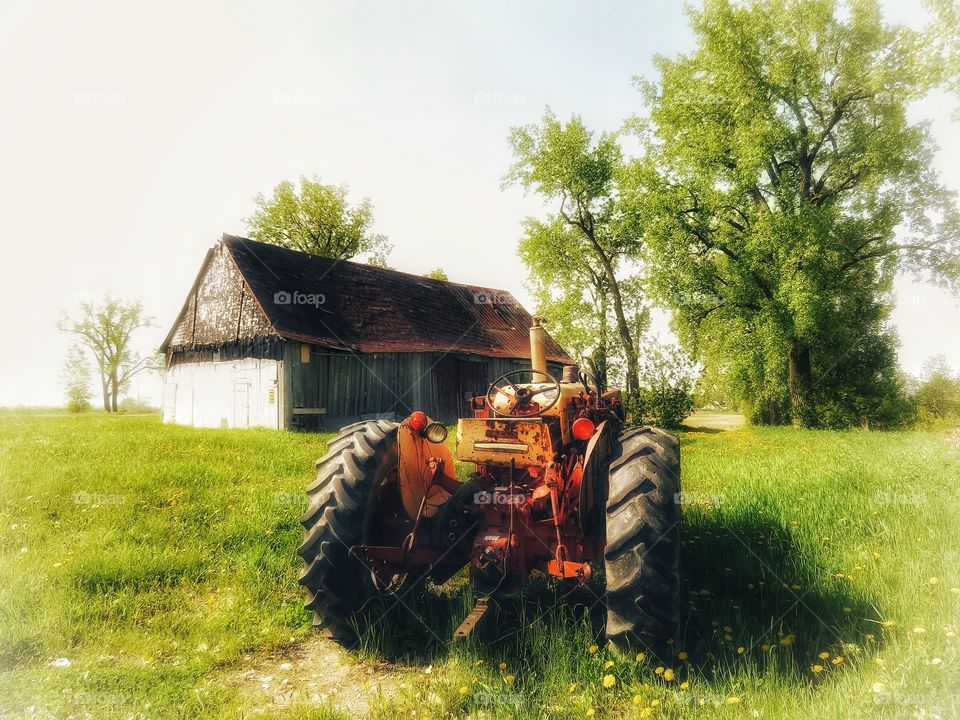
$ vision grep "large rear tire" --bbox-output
[604,426,681,659]
[297,420,399,642]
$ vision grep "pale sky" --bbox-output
[0,0,957,407]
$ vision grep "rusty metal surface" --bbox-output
[221,235,573,362]
[397,418,455,520]
[456,417,554,466]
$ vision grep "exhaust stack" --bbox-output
[529,321,547,374]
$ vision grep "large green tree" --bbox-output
[247,176,391,266]
[506,111,648,392]
[629,0,960,426]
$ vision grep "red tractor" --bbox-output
[297,323,680,656]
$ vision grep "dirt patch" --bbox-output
[226,635,408,716]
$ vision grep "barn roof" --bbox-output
[163,235,573,363]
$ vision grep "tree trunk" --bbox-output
[110,368,119,412]
[99,373,110,412]
[588,241,638,392]
[788,341,815,427]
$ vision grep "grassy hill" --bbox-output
[0,414,958,718]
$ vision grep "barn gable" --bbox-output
[162,242,276,354]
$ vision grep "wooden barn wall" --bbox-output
[167,243,274,351]
[283,345,568,428]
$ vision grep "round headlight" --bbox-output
[424,422,448,444]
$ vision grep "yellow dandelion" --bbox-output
[811,664,824,673]
[737,646,745,654]
[866,634,875,641]
[723,625,733,632]
[632,694,643,704]
[680,680,689,690]
[780,634,796,647]
[655,666,664,675]
[504,674,515,683]
[881,620,895,628]
[459,686,469,695]
[831,656,843,665]
[727,696,741,704]
[588,644,599,655]
[569,683,578,693]
[602,674,616,689]
[843,607,852,614]
[791,584,801,591]
[663,668,675,681]
[635,651,646,662]
[761,644,771,652]
[474,659,484,667]
[724,634,733,641]
[586,709,595,717]
[650,699,660,707]
[499,661,507,670]
[929,577,939,585]
[678,651,688,661]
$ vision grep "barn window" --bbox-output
[300,344,311,363]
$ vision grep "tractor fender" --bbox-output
[579,418,615,535]
[397,418,456,520]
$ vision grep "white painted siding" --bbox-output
[161,359,281,429]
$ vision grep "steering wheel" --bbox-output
[486,369,561,418]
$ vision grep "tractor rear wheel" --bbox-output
[604,426,681,658]
[297,419,400,642]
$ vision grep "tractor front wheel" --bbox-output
[604,426,681,659]
[297,420,400,642]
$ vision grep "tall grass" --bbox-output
[0,414,958,718]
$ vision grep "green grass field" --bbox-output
[0,413,958,719]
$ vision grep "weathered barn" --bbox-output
[160,235,573,430]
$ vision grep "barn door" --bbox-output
[431,356,460,422]
[233,380,249,428]
[457,360,489,415]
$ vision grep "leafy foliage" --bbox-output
[247,175,391,266]
[624,341,696,428]
[913,354,960,421]
[58,296,154,413]
[507,111,648,391]
[627,0,960,427]
[423,267,449,281]
[61,344,92,413]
